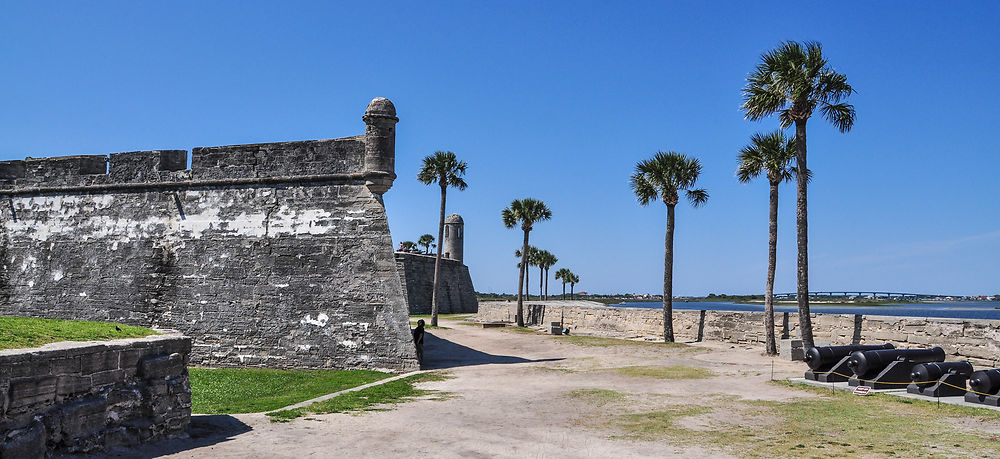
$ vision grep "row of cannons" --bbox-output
[803,344,1000,406]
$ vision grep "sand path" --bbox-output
[101,317,808,458]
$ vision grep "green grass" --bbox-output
[501,326,540,334]
[597,381,1000,457]
[0,316,157,351]
[557,335,688,348]
[189,368,392,414]
[567,388,626,406]
[613,365,714,380]
[266,372,451,422]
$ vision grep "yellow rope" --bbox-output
[803,370,998,397]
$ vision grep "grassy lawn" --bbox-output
[267,372,451,422]
[190,368,392,414]
[0,316,157,351]
[613,365,714,380]
[556,334,688,348]
[574,380,1000,457]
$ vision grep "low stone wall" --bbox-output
[395,252,477,314]
[0,333,192,456]
[476,302,1000,366]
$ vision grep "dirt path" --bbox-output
[106,318,811,458]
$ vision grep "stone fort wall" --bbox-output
[0,334,191,456]
[395,252,477,314]
[477,302,1000,367]
[0,98,418,371]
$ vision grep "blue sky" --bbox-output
[2,2,997,296]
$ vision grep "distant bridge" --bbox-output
[772,291,955,300]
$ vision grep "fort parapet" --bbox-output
[0,98,418,371]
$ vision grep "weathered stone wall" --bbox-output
[0,334,191,456]
[476,302,1000,366]
[395,252,477,314]
[0,98,418,371]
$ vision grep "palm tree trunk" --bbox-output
[562,282,566,300]
[544,267,549,300]
[570,283,574,300]
[765,180,779,355]
[516,230,530,327]
[431,185,447,327]
[538,265,543,300]
[664,204,675,342]
[526,264,531,301]
[795,119,814,349]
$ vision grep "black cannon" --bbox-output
[965,369,1000,406]
[906,361,973,397]
[803,343,894,383]
[847,347,946,389]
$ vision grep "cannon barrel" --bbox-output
[969,369,1000,395]
[803,343,895,371]
[847,347,945,376]
[909,361,974,384]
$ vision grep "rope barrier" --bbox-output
[803,370,998,397]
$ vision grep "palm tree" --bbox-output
[536,250,558,300]
[400,241,418,252]
[502,198,552,327]
[742,41,855,349]
[514,246,539,300]
[737,130,798,356]
[631,151,708,343]
[417,234,435,254]
[555,268,572,300]
[418,151,468,327]
[569,273,580,300]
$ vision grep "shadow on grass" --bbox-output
[421,332,564,370]
[97,415,251,458]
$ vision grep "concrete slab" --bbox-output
[788,377,1000,412]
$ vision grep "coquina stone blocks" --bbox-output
[477,302,1000,366]
[0,98,418,371]
[0,334,191,457]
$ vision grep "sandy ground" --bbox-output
[101,317,813,458]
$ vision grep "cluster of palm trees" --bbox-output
[555,268,580,300]
[631,40,854,349]
[511,246,579,303]
[398,233,436,254]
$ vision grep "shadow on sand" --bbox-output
[420,331,563,370]
[86,414,252,459]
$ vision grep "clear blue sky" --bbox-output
[2,2,997,296]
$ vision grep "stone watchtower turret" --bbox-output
[442,213,464,263]
[362,97,399,195]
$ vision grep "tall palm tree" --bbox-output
[631,151,708,343]
[418,151,468,327]
[742,41,855,348]
[417,234,435,254]
[569,273,579,300]
[514,246,539,300]
[555,268,572,300]
[502,198,552,327]
[737,130,798,356]
[537,250,558,300]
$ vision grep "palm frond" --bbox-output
[819,102,856,133]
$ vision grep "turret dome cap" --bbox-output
[365,97,397,118]
[445,214,464,224]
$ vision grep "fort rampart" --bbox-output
[0,98,418,371]
[0,334,191,456]
[476,302,1000,366]
[395,252,477,314]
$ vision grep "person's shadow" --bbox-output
[420,331,563,370]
